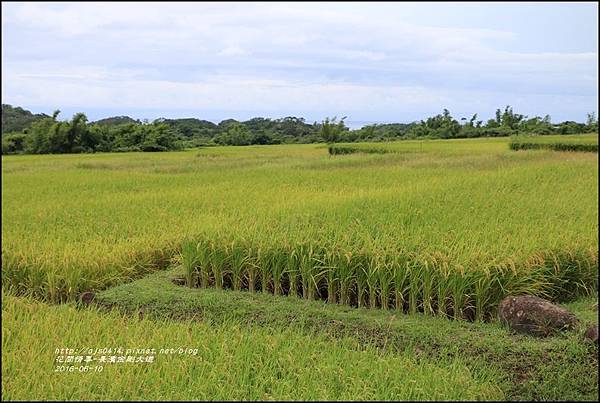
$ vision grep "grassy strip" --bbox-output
[509,142,598,152]
[2,293,504,401]
[328,145,392,155]
[509,134,598,153]
[94,268,599,401]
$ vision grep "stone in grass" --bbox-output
[171,277,187,286]
[583,325,598,343]
[79,292,96,305]
[498,295,578,337]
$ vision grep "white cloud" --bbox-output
[1,2,597,120]
[217,46,250,57]
[1,63,441,111]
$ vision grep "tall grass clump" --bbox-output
[181,240,199,287]
[175,238,597,322]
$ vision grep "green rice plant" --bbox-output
[209,241,227,289]
[295,245,329,301]
[472,267,496,322]
[44,269,59,304]
[538,249,598,301]
[406,260,423,315]
[501,257,555,299]
[245,245,260,293]
[298,243,315,299]
[258,247,271,294]
[376,254,394,310]
[337,251,356,306]
[196,239,212,288]
[286,247,300,297]
[317,248,338,304]
[180,239,199,287]
[420,258,437,315]
[364,254,380,309]
[354,253,369,308]
[448,265,471,320]
[392,255,411,311]
[270,248,287,296]
[228,240,247,291]
[436,259,451,318]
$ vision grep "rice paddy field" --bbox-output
[2,134,599,400]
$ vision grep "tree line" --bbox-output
[1,104,597,154]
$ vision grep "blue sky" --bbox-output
[2,2,598,124]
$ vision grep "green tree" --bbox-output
[500,105,525,129]
[319,116,347,143]
[47,121,70,153]
[24,111,59,154]
[407,109,460,139]
[68,112,91,152]
[140,123,179,151]
[586,112,598,132]
[215,122,253,146]
[1,133,27,154]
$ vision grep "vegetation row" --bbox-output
[329,136,599,155]
[509,142,598,153]
[3,104,598,154]
[178,239,598,322]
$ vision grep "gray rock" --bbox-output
[79,292,95,305]
[498,295,578,337]
[583,324,598,343]
[171,277,187,286]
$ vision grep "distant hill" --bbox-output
[92,116,139,126]
[1,104,50,134]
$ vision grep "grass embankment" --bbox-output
[2,139,597,321]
